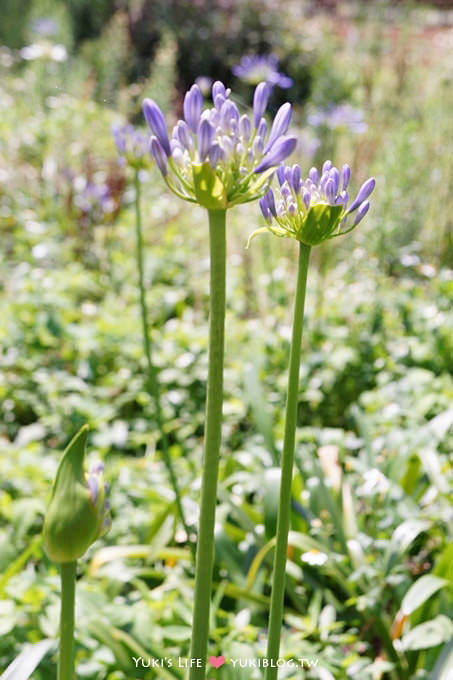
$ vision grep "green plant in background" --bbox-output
[143,80,296,678]
[252,160,375,679]
[111,122,193,555]
[43,425,110,679]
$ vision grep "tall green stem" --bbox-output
[58,561,76,680]
[265,242,311,680]
[189,209,226,680]
[134,172,192,549]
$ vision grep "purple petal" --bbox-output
[176,120,193,150]
[254,135,297,173]
[325,178,336,204]
[183,84,203,133]
[265,188,277,216]
[259,196,272,223]
[208,142,222,169]
[308,167,319,184]
[143,99,171,155]
[149,136,168,176]
[341,164,351,190]
[276,163,286,185]
[353,200,370,225]
[329,167,340,196]
[303,189,311,210]
[348,177,376,213]
[197,118,215,161]
[212,80,226,104]
[239,114,252,141]
[322,159,332,173]
[264,102,292,152]
[87,476,99,505]
[253,82,271,127]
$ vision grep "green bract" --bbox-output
[43,426,108,563]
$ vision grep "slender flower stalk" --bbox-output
[142,81,296,678]
[58,562,76,680]
[189,209,226,679]
[248,161,375,679]
[43,425,110,679]
[133,170,193,554]
[265,242,310,679]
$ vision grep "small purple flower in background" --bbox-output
[233,55,293,89]
[251,159,375,246]
[111,123,150,170]
[308,103,367,134]
[31,17,59,37]
[143,80,297,208]
[74,178,115,218]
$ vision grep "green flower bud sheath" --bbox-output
[58,561,76,680]
[188,209,226,680]
[134,170,192,552]
[265,243,311,680]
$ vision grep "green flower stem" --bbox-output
[189,209,226,680]
[265,242,311,680]
[134,172,192,551]
[58,561,76,680]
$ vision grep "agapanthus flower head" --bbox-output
[111,123,149,170]
[43,425,111,563]
[143,81,297,210]
[250,160,375,247]
[233,55,293,89]
[308,104,367,134]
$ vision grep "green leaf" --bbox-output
[192,163,227,209]
[401,575,447,616]
[1,639,55,680]
[401,616,453,651]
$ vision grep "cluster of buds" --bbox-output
[143,81,297,210]
[253,161,375,246]
[43,426,110,563]
[111,123,150,171]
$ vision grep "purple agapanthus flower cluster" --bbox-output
[143,81,297,208]
[233,55,293,89]
[111,123,149,169]
[308,104,367,134]
[254,160,375,246]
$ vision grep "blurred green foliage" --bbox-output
[1,1,453,679]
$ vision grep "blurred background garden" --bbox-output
[1,0,453,678]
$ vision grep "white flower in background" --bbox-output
[301,549,328,566]
[358,468,390,496]
[20,42,67,62]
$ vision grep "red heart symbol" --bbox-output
[209,655,225,669]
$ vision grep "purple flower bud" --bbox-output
[149,136,168,176]
[335,190,348,205]
[198,119,215,161]
[288,202,297,216]
[322,159,333,173]
[325,178,336,204]
[281,183,291,200]
[254,134,297,173]
[220,100,240,131]
[143,99,171,156]
[284,166,293,185]
[239,114,252,141]
[303,189,311,210]
[348,177,376,213]
[87,476,99,505]
[277,163,286,185]
[259,195,272,223]
[208,143,223,169]
[341,164,351,190]
[212,80,226,103]
[252,135,264,155]
[184,84,203,133]
[264,102,292,152]
[257,117,267,141]
[177,120,193,150]
[309,167,319,184]
[291,165,301,193]
[330,167,340,196]
[265,188,277,217]
[253,82,271,127]
[353,200,370,225]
